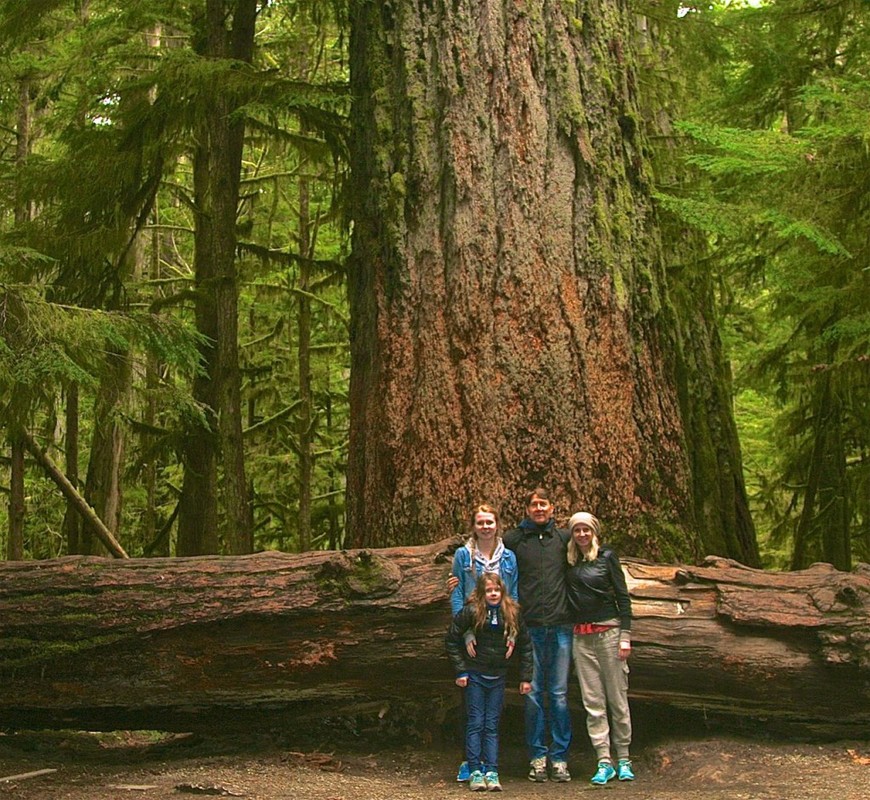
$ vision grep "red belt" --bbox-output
[573,623,615,635]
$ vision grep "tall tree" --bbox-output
[346,0,752,560]
[177,0,257,556]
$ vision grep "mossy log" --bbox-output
[0,540,868,738]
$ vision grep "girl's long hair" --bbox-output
[470,572,520,640]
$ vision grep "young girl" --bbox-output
[446,573,533,792]
[449,504,518,782]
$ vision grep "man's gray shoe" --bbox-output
[528,757,548,782]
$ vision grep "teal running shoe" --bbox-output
[590,761,616,785]
[484,771,502,791]
[469,770,487,792]
[617,759,635,781]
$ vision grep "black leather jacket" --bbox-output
[503,519,571,626]
[445,604,534,682]
[565,546,632,630]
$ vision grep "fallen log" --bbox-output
[0,540,868,739]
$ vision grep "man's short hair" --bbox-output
[524,487,551,505]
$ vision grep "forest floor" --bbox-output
[0,725,868,800]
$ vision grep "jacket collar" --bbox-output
[519,517,556,535]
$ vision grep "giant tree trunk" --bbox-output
[347,0,720,558]
[0,541,867,739]
[178,0,256,556]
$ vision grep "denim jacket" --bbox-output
[449,539,519,616]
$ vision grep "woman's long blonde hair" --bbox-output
[470,572,520,640]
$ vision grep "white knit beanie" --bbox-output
[568,511,601,538]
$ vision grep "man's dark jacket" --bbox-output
[503,518,571,627]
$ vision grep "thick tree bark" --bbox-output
[0,541,867,739]
[347,0,721,558]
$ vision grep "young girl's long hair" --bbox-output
[470,572,520,640]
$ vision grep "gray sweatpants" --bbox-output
[572,627,632,762]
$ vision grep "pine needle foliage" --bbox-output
[0,283,202,420]
[657,0,870,569]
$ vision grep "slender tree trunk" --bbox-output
[325,391,341,550]
[142,203,164,553]
[82,350,130,554]
[178,0,256,555]
[22,431,128,558]
[7,431,25,560]
[14,73,32,226]
[62,383,82,554]
[792,370,850,570]
[296,159,313,552]
[7,73,32,560]
[818,390,849,569]
[348,0,702,555]
[631,11,760,567]
[673,284,760,566]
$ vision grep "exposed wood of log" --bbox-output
[0,540,867,738]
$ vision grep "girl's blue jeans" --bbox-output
[465,672,506,771]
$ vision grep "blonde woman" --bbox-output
[565,512,634,785]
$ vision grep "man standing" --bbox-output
[503,488,573,782]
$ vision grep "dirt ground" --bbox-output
[1,728,868,800]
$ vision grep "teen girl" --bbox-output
[449,504,518,781]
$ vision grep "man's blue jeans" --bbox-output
[525,624,573,762]
[465,672,506,771]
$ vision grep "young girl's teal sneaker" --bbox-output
[469,770,487,791]
[484,771,502,791]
